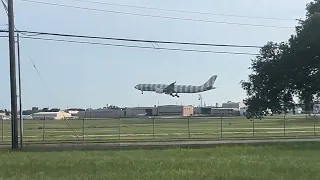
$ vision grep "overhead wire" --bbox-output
[0,29,263,49]
[68,0,297,21]
[0,30,260,55]
[19,0,294,29]
[20,36,259,55]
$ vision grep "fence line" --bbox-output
[0,115,319,143]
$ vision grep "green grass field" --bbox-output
[1,115,319,143]
[0,142,320,180]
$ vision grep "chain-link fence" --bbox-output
[0,115,319,144]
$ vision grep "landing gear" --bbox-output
[141,91,144,94]
[170,93,179,98]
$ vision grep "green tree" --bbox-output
[241,0,320,118]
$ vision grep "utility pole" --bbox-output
[17,33,23,148]
[8,0,19,150]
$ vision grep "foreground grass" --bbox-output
[0,142,320,180]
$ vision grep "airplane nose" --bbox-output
[134,85,138,89]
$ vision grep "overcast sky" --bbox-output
[0,0,311,109]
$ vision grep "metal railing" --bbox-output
[0,115,319,144]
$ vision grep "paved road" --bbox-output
[2,138,320,151]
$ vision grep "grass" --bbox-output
[0,142,320,180]
[0,115,320,143]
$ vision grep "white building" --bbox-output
[32,111,72,120]
[0,112,5,118]
[18,115,33,120]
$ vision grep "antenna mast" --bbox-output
[198,94,203,107]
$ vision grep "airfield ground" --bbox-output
[0,115,319,144]
[1,142,320,180]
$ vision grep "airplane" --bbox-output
[134,75,217,98]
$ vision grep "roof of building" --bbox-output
[158,105,193,107]
[32,111,69,115]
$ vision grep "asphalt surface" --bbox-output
[1,138,320,151]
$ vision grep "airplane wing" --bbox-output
[163,81,176,93]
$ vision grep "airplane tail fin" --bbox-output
[202,75,217,88]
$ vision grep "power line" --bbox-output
[19,36,259,56]
[20,0,294,29]
[0,29,263,48]
[68,0,297,21]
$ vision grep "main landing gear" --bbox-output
[141,91,144,94]
[170,93,179,98]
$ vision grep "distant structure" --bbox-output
[0,112,6,119]
[77,109,124,119]
[65,108,85,119]
[32,111,72,120]
[157,105,193,116]
[76,105,194,118]
[222,101,246,110]
[193,101,247,117]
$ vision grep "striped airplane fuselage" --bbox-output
[134,75,217,95]
[135,84,214,93]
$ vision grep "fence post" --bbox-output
[153,116,155,139]
[253,118,255,138]
[188,116,190,139]
[314,117,316,136]
[1,117,3,142]
[42,116,46,141]
[82,118,85,141]
[283,115,286,137]
[118,117,121,140]
[220,116,223,138]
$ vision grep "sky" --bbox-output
[0,0,312,110]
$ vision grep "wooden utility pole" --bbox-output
[8,0,19,149]
[17,33,23,148]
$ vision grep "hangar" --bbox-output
[124,107,157,117]
[194,107,240,117]
[157,105,193,116]
[32,111,72,120]
[77,109,125,119]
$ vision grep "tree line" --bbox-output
[241,0,320,119]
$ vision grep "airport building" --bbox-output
[32,111,72,120]
[194,107,240,117]
[211,108,240,117]
[0,112,7,120]
[222,101,246,110]
[77,109,125,119]
[65,108,85,118]
[77,105,194,118]
[124,107,157,117]
[157,105,194,116]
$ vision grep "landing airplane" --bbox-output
[134,75,217,97]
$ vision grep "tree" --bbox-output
[241,0,320,118]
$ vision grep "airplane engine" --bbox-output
[155,88,164,93]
